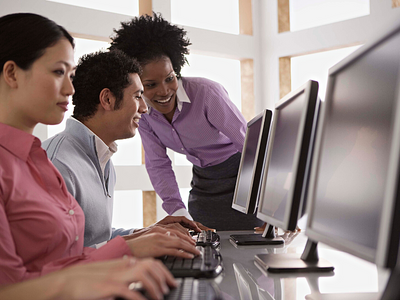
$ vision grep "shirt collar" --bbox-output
[70,117,117,175]
[0,122,38,162]
[146,78,191,115]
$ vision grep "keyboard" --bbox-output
[159,245,223,278]
[165,277,222,300]
[116,278,223,300]
[195,230,220,248]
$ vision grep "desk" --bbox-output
[214,231,388,300]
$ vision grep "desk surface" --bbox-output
[214,231,388,300]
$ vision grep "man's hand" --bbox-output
[123,225,195,242]
[193,221,216,232]
[156,216,201,232]
[126,232,201,259]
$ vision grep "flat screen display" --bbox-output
[308,29,400,259]
[234,116,264,209]
[260,92,306,222]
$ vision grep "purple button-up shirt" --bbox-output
[138,77,246,214]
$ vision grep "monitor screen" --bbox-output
[232,109,273,214]
[306,24,400,267]
[257,80,319,231]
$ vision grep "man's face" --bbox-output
[111,73,147,140]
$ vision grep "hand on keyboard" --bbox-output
[155,215,202,235]
[124,224,197,243]
[193,221,216,232]
[126,232,201,259]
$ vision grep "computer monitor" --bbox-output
[230,109,280,245]
[254,80,334,273]
[304,21,400,300]
[232,109,273,215]
[257,80,319,231]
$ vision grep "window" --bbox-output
[171,0,239,34]
[291,45,362,100]
[112,190,143,229]
[290,0,370,32]
[47,0,139,16]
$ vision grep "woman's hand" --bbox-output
[0,258,177,300]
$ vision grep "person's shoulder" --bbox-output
[43,129,85,163]
[182,76,223,89]
[42,131,67,151]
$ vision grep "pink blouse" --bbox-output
[0,123,131,285]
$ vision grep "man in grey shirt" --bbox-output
[43,50,202,258]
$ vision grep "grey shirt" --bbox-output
[43,119,132,247]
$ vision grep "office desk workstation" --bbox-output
[160,19,400,300]
[208,230,385,300]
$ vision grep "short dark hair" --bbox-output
[72,50,142,122]
[0,13,74,72]
[109,12,191,78]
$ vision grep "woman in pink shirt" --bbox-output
[0,12,198,294]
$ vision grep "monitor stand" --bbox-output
[229,224,284,246]
[254,238,334,273]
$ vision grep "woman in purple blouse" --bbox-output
[110,13,264,231]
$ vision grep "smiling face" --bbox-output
[110,73,147,141]
[140,56,179,122]
[12,38,75,132]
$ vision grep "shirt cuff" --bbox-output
[171,208,194,221]
[88,236,132,261]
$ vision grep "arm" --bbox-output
[0,194,131,283]
[0,258,176,300]
[204,82,247,152]
[138,118,187,215]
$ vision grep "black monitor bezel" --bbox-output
[232,109,273,214]
[256,80,319,231]
[305,22,400,269]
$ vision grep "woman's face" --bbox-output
[13,37,75,132]
[140,56,179,121]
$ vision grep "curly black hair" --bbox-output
[109,12,191,78]
[72,49,142,122]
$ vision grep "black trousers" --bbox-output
[188,152,264,231]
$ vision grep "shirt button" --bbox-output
[172,129,175,132]
[196,158,199,160]
[69,209,74,215]
[181,148,184,151]
[75,236,79,241]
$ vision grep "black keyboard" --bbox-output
[165,277,222,300]
[159,246,223,278]
[193,230,220,248]
[116,278,223,300]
